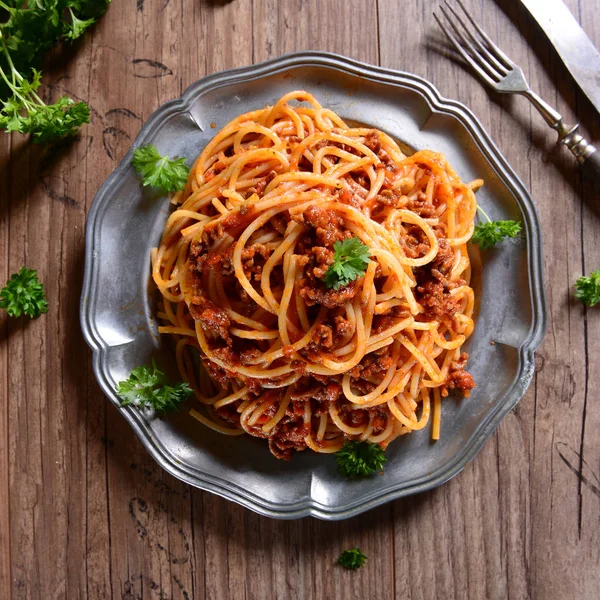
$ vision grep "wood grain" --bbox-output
[0,0,599,598]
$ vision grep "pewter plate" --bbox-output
[80,52,547,520]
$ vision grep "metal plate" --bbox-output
[80,52,547,520]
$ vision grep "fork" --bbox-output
[434,0,600,178]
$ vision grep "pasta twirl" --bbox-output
[152,91,479,459]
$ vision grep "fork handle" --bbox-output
[523,90,599,179]
[581,148,600,181]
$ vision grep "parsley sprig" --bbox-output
[132,143,190,193]
[0,65,90,142]
[324,237,371,290]
[335,440,387,478]
[471,205,521,249]
[0,1,111,142]
[116,360,193,412]
[574,269,600,307]
[0,267,48,319]
[337,548,367,570]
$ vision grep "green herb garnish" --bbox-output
[0,1,111,141]
[335,440,387,478]
[116,360,193,412]
[132,143,190,193]
[471,205,521,249]
[0,267,48,319]
[337,548,367,570]
[324,237,371,290]
[574,269,600,307]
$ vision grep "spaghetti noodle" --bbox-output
[151,91,479,459]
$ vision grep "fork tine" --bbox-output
[443,1,508,77]
[433,11,497,88]
[438,6,502,83]
[454,0,515,70]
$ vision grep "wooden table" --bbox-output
[1,0,599,598]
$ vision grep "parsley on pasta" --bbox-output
[324,237,371,290]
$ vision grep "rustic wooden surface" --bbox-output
[1,0,599,598]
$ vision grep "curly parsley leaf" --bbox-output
[574,269,600,307]
[132,144,190,193]
[116,360,193,412]
[471,205,521,250]
[335,440,387,478]
[471,220,522,249]
[337,548,367,570]
[0,267,49,319]
[0,1,110,141]
[324,237,371,290]
[63,9,97,41]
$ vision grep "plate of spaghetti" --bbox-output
[81,52,547,519]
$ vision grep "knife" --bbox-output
[519,0,600,112]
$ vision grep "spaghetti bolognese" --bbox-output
[151,91,479,459]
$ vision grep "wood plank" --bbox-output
[0,130,13,597]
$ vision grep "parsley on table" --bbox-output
[471,205,521,250]
[335,440,387,478]
[324,237,371,290]
[0,1,111,142]
[132,143,190,193]
[574,269,600,307]
[116,360,193,412]
[337,548,367,570]
[0,267,48,319]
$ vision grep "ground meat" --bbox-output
[349,351,395,379]
[298,278,358,308]
[375,189,405,208]
[240,347,262,365]
[430,237,454,276]
[268,403,309,460]
[350,379,376,394]
[302,205,347,246]
[371,315,398,335]
[291,378,342,410]
[370,411,387,435]
[252,170,278,195]
[214,404,241,428]
[241,243,272,280]
[311,246,334,278]
[406,195,437,218]
[364,131,382,154]
[445,352,476,396]
[352,172,369,189]
[188,296,232,345]
[416,280,462,318]
[204,359,236,388]
[310,324,333,350]
[333,315,353,343]
[401,225,431,259]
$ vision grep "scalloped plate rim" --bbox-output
[80,51,547,520]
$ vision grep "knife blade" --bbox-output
[520,0,600,112]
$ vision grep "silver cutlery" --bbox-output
[434,0,600,178]
[519,0,600,113]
